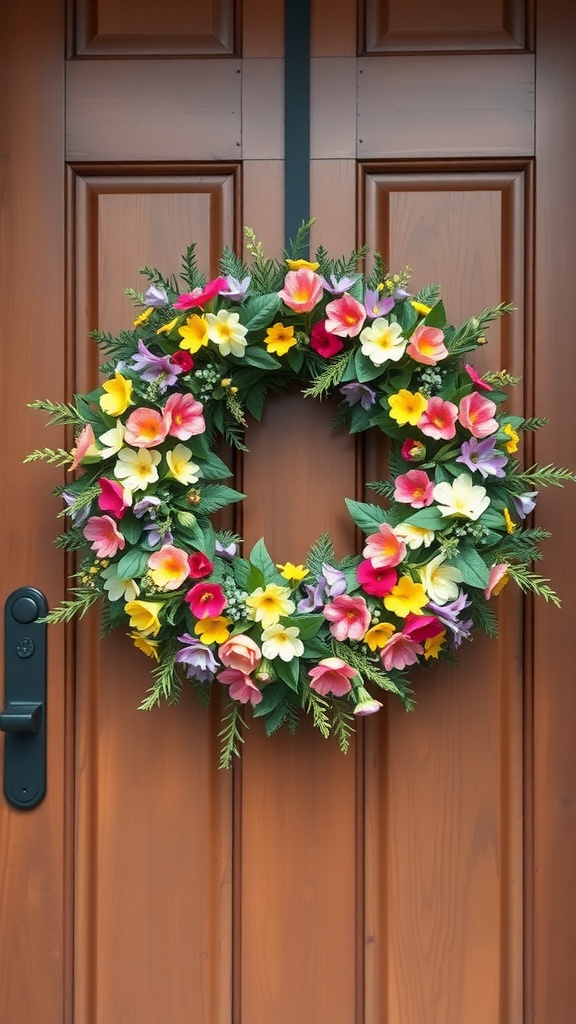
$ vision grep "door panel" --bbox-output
[2,1,576,1022]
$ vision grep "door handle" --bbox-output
[1,587,48,809]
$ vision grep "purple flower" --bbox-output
[456,437,507,480]
[512,491,538,519]
[320,273,359,295]
[215,539,238,559]
[62,490,91,526]
[394,287,411,300]
[364,288,395,318]
[340,382,376,411]
[133,496,162,519]
[322,563,347,598]
[144,285,169,307]
[131,340,184,391]
[298,578,327,613]
[175,634,218,681]
[143,522,172,547]
[221,276,251,301]
[427,593,473,648]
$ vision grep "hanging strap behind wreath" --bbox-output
[284,0,311,254]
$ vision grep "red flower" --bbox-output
[188,551,214,579]
[310,321,344,358]
[171,351,194,372]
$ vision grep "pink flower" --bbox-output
[278,269,323,313]
[323,594,371,641]
[83,515,125,558]
[401,438,426,462]
[217,668,263,706]
[406,325,449,365]
[173,277,228,311]
[357,560,397,597]
[164,392,206,439]
[363,523,407,568]
[465,364,493,391]
[380,632,423,671]
[308,657,356,697]
[458,392,498,438]
[403,613,444,643]
[324,293,366,337]
[69,423,96,472]
[218,634,262,674]
[484,563,509,599]
[124,407,169,448]
[187,551,214,579]
[185,582,227,619]
[148,544,190,590]
[394,469,434,509]
[417,397,458,440]
[98,477,129,519]
[309,320,344,357]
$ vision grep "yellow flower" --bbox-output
[411,300,431,316]
[157,316,180,336]
[424,631,446,660]
[178,313,209,353]
[246,584,295,628]
[165,444,200,486]
[194,616,232,644]
[364,622,395,651]
[276,561,309,583]
[266,322,297,356]
[205,309,248,357]
[133,306,154,327]
[503,423,519,453]
[384,576,429,618]
[503,507,517,534]
[99,372,134,417]
[388,389,428,426]
[125,600,163,637]
[285,258,319,271]
[130,632,160,660]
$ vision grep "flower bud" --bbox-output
[400,438,426,462]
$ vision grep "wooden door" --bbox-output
[2,1,576,1021]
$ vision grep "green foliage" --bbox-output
[302,349,353,399]
[27,399,85,427]
[505,564,561,606]
[24,447,73,466]
[446,303,516,356]
[218,702,246,768]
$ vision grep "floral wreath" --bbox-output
[28,223,574,766]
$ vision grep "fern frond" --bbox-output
[218,702,246,768]
[27,399,84,427]
[42,588,100,624]
[506,563,561,607]
[304,688,331,738]
[306,533,335,577]
[179,243,205,291]
[330,701,355,754]
[514,463,576,489]
[302,349,352,399]
[24,447,72,466]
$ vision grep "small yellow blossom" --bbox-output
[125,600,163,637]
[246,584,295,628]
[364,622,395,651]
[134,307,154,327]
[99,372,134,417]
[157,316,180,335]
[411,300,431,316]
[276,561,309,583]
[130,633,160,660]
[266,322,297,356]
[194,616,232,644]
[388,388,428,426]
[285,258,319,271]
[424,631,446,660]
[178,313,209,353]
[503,423,520,453]
[384,576,429,618]
[503,507,517,534]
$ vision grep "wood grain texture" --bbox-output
[363,0,526,51]
[73,0,236,55]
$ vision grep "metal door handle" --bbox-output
[1,588,48,809]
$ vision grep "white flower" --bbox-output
[432,472,490,521]
[205,309,248,357]
[114,447,161,492]
[393,522,435,550]
[98,421,126,459]
[261,623,304,662]
[418,552,463,605]
[165,444,200,485]
[359,317,406,365]
[101,564,139,603]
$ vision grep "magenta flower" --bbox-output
[406,325,449,365]
[402,612,444,643]
[357,560,397,597]
[175,633,217,682]
[308,657,357,697]
[83,515,125,558]
[464,364,493,391]
[164,392,206,439]
[98,477,129,519]
[173,277,228,311]
[458,392,498,438]
[380,632,424,671]
[217,668,263,706]
[400,438,426,462]
[278,268,323,312]
[185,582,227,619]
[323,594,371,641]
[417,397,458,440]
[340,382,376,411]
[171,350,194,373]
[394,469,434,508]
[310,320,344,358]
[188,551,214,579]
[456,437,507,479]
[324,293,366,337]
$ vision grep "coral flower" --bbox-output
[114,447,161,492]
[83,515,125,558]
[165,444,200,485]
[363,523,407,568]
[308,657,357,697]
[357,560,397,597]
[359,317,406,364]
[164,392,206,439]
[417,397,458,440]
[388,389,428,426]
[194,616,232,645]
[324,293,366,337]
[99,372,134,417]
[383,576,429,618]
[458,392,498,438]
[310,320,344,358]
[433,472,490,521]
[400,438,426,462]
[98,477,129,519]
[185,582,227,619]
[178,314,210,354]
[69,423,98,471]
[323,594,371,641]
[148,545,190,591]
[217,668,263,706]
[173,277,227,310]
[125,600,163,637]
[124,407,168,448]
[265,322,297,356]
[406,324,449,365]
[394,469,434,509]
[205,309,248,357]
[245,584,295,628]
[218,635,262,675]
[278,268,323,313]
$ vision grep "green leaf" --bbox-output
[198,451,233,481]
[283,613,325,640]
[273,655,300,693]
[252,680,288,718]
[450,544,490,588]
[240,345,282,370]
[423,300,447,328]
[403,506,445,530]
[115,548,149,580]
[119,516,143,545]
[242,294,282,332]
[198,484,246,515]
[354,350,386,383]
[345,498,388,533]
[248,538,283,584]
